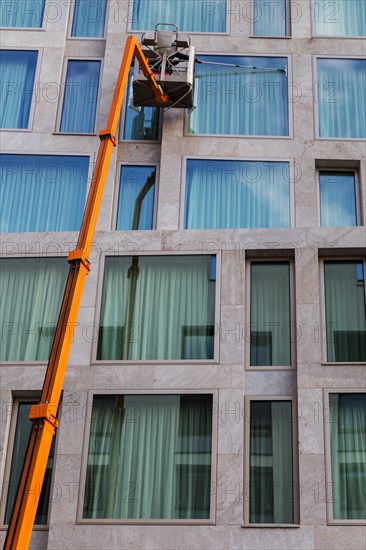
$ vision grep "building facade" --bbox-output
[0,1,365,549]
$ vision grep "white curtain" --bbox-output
[320,172,357,226]
[0,154,88,232]
[71,0,107,37]
[254,0,288,37]
[0,0,45,27]
[116,165,155,230]
[0,258,69,361]
[313,0,366,36]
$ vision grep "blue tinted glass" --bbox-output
[71,0,107,37]
[116,165,155,230]
[320,172,357,226]
[0,0,45,28]
[123,70,160,140]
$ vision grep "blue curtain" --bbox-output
[189,56,288,136]
[131,0,226,32]
[313,0,366,36]
[0,154,89,232]
[71,0,107,38]
[116,165,155,230]
[320,172,357,226]
[123,70,160,140]
[60,60,101,133]
[185,160,290,229]
[0,0,45,27]
[254,0,288,36]
[0,50,37,129]
[318,58,366,139]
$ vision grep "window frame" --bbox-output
[323,388,366,525]
[77,388,218,525]
[0,0,46,30]
[316,167,362,227]
[320,257,366,365]
[67,0,109,40]
[55,56,103,135]
[92,251,221,365]
[250,0,291,38]
[111,162,159,230]
[245,257,296,371]
[311,0,366,38]
[243,395,299,527]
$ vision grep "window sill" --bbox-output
[245,366,295,371]
[327,520,366,526]
[53,132,98,137]
[242,523,300,528]
[77,518,215,525]
[250,35,291,39]
[321,362,366,366]
[93,359,219,366]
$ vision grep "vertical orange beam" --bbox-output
[4,36,168,550]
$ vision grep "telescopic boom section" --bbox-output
[4,36,169,550]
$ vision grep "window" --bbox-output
[97,255,216,361]
[253,0,291,37]
[82,393,213,520]
[71,0,107,38]
[2,400,55,525]
[319,171,358,227]
[312,0,366,36]
[324,261,366,362]
[246,399,296,524]
[0,154,89,232]
[0,257,69,362]
[122,69,160,140]
[185,160,290,229]
[116,165,156,230]
[189,56,289,136]
[249,262,292,367]
[0,0,45,28]
[130,0,226,32]
[0,50,37,129]
[327,393,366,521]
[60,60,101,133]
[317,58,366,139]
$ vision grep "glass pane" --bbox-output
[0,258,69,361]
[4,402,55,525]
[71,0,107,37]
[0,0,45,28]
[254,0,289,37]
[324,262,366,362]
[250,263,291,366]
[116,165,155,230]
[0,154,88,232]
[317,58,366,139]
[0,50,37,129]
[97,255,216,360]
[329,394,366,519]
[123,70,160,140]
[60,60,101,133]
[83,394,212,519]
[313,0,366,36]
[250,401,293,523]
[320,172,357,226]
[131,0,226,32]
[185,160,290,229]
[188,56,288,136]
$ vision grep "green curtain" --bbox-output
[83,394,212,519]
[330,394,366,519]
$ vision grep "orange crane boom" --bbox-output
[4,36,169,550]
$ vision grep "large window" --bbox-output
[319,171,358,227]
[0,257,69,362]
[2,400,55,525]
[82,393,213,520]
[0,0,45,28]
[116,165,156,230]
[253,0,290,37]
[60,60,101,133]
[246,399,296,524]
[317,58,366,139]
[122,69,160,141]
[249,262,292,367]
[324,261,366,362]
[328,393,366,521]
[131,0,226,33]
[313,0,366,36]
[97,255,216,361]
[0,50,37,129]
[0,154,89,232]
[185,160,290,229]
[71,0,107,38]
[189,56,288,136]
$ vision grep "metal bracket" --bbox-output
[29,404,59,430]
[99,129,117,145]
[68,249,91,272]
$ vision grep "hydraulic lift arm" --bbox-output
[4,36,168,550]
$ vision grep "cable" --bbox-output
[196,59,287,74]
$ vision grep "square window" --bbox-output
[317,58,366,139]
[312,1,366,37]
[116,165,156,230]
[0,154,89,232]
[82,393,213,520]
[0,0,45,28]
[184,159,290,229]
[122,69,160,141]
[60,60,101,133]
[0,50,38,129]
[319,171,358,226]
[324,261,366,362]
[97,255,216,361]
[253,0,291,37]
[71,0,107,38]
[189,56,289,136]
